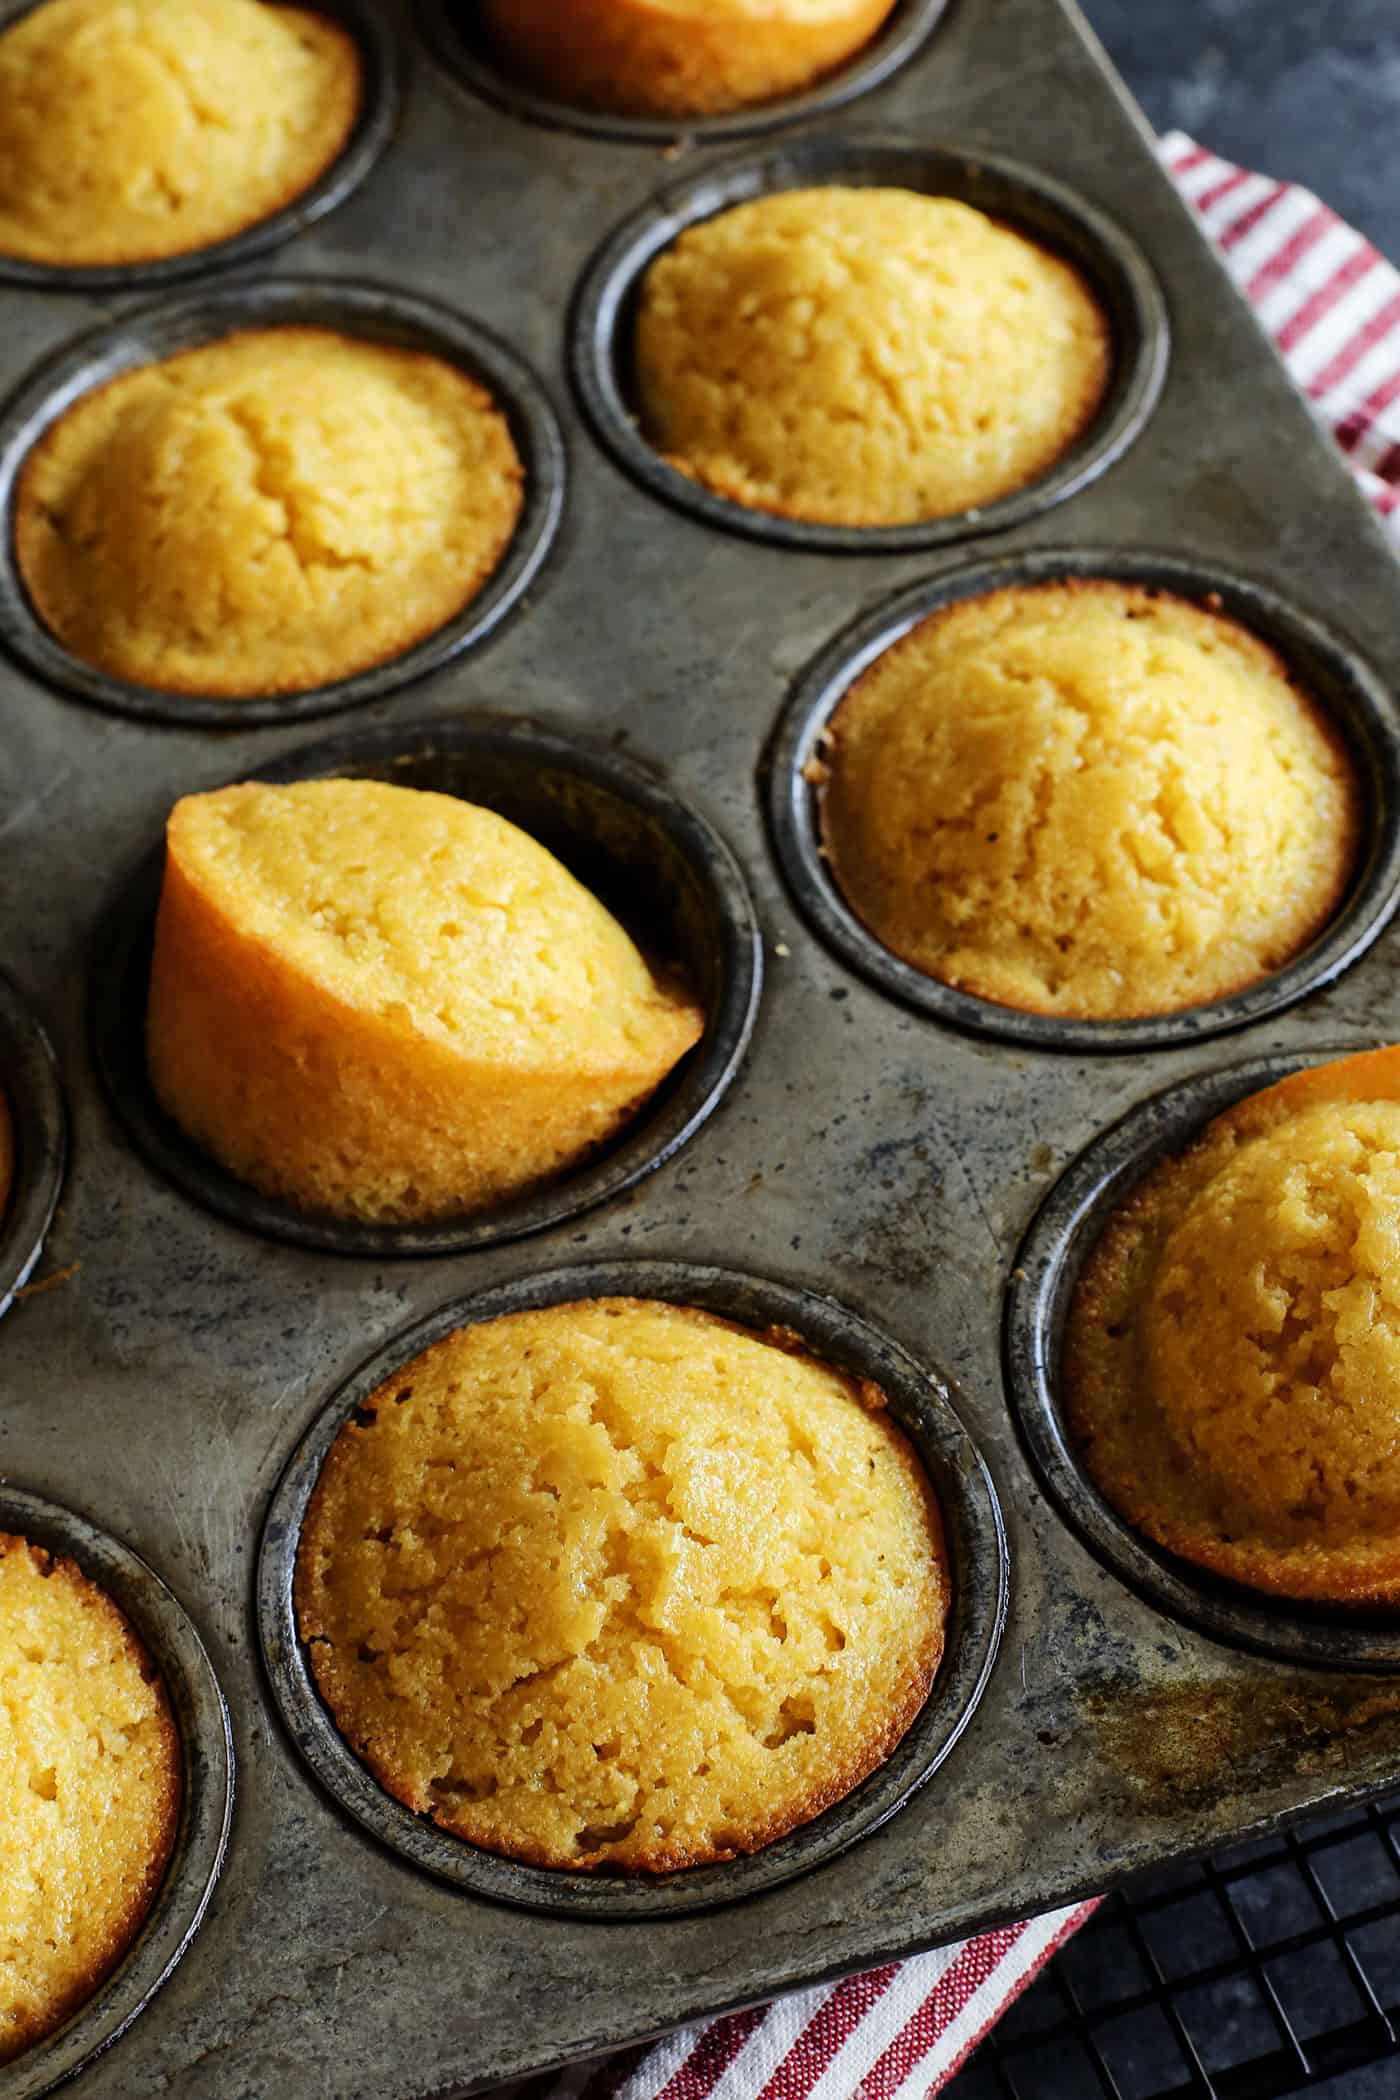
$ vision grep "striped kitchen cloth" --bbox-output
[495,137,1400,2100]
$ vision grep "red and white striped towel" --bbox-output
[495,138,1400,2100]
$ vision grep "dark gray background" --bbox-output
[1083,0,1397,254]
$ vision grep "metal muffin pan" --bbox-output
[90,715,763,1255]
[0,278,566,727]
[1004,1044,1400,1672]
[766,546,1400,1052]
[7,0,1400,2091]
[0,1485,234,2100]
[257,1259,1007,1918]
[570,133,1170,553]
[0,966,65,1317]
[0,0,401,296]
[418,0,951,147]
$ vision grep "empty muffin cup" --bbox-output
[257,1259,1007,1917]
[91,715,762,1256]
[571,135,1167,551]
[0,965,66,1320]
[0,279,565,726]
[0,0,399,292]
[419,0,948,147]
[1005,1046,1400,1670]
[766,547,1400,1050]
[0,1483,233,2100]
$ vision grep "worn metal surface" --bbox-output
[4,0,1400,2092]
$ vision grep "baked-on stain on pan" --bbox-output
[256,1259,1008,1918]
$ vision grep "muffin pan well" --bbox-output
[7,0,1400,2092]
[0,967,65,1318]
[1004,1047,1400,1671]
[419,0,950,147]
[0,1486,234,2100]
[0,0,400,294]
[91,716,761,1254]
[571,136,1169,553]
[0,279,565,726]
[257,1260,1007,1917]
[766,547,1400,1052]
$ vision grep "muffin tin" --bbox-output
[5,0,1400,2092]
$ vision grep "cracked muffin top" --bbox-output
[14,326,524,698]
[1067,1046,1400,1606]
[633,186,1112,526]
[0,1533,181,2065]
[0,0,361,268]
[295,1297,948,1872]
[816,581,1359,1019]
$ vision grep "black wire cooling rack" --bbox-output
[945,1789,1400,2099]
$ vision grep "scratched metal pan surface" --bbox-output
[4,0,1400,2092]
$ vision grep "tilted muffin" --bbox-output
[0,1533,181,2065]
[1067,1047,1400,1606]
[634,188,1111,525]
[146,780,706,1224]
[479,0,898,120]
[0,0,360,268]
[818,583,1359,1019]
[296,1297,948,1871]
[15,328,523,698]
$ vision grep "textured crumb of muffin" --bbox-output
[479,0,899,119]
[0,1533,181,2066]
[1067,1046,1400,1605]
[146,779,705,1224]
[819,581,1359,1019]
[296,1297,948,1871]
[634,187,1112,525]
[15,327,524,698]
[0,0,361,267]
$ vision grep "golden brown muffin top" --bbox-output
[297,1298,948,1871]
[634,187,1111,524]
[0,1533,181,2065]
[15,327,523,698]
[0,0,361,267]
[1068,1047,1400,1606]
[818,582,1359,1019]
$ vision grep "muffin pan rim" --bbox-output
[89,712,764,1257]
[0,1482,235,2100]
[569,131,1170,553]
[416,0,950,148]
[255,1257,1009,1919]
[0,0,402,294]
[1003,1042,1400,1671]
[0,276,567,726]
[765,544,1400,1052]
[0,966,65,1320]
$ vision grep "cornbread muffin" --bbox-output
[0,1534,181,2065]
[634,188,1112,525]
[818,583,1359,1018]
[15,328,523,697]
[146,780,705,1224]
[1068,1047,1400,1606]
[479,0,898,120]
[296,1298,948,1870]
[0,0,361,268]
